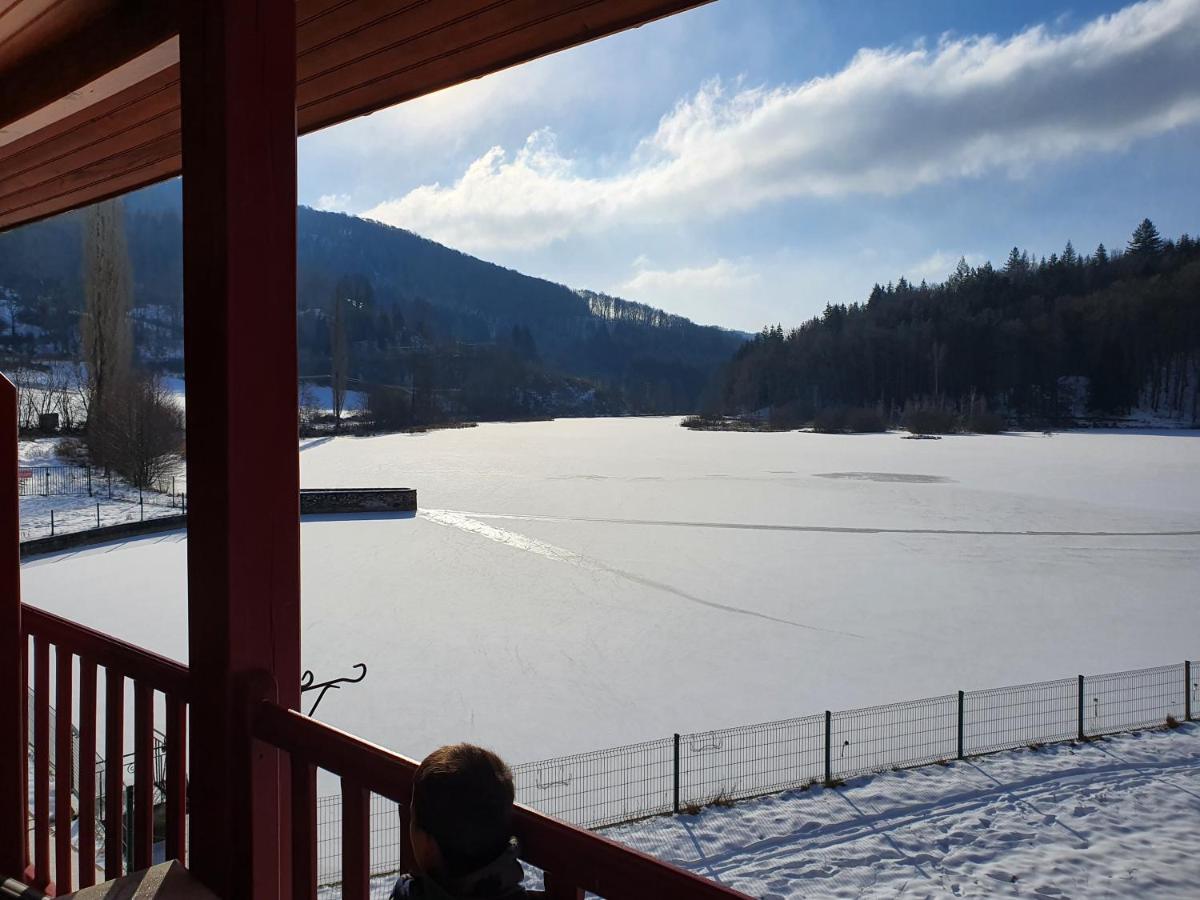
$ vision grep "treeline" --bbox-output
[0,181,746,420]
[714,220,1200,426]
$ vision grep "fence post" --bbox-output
[96,503,101,529]
[50,510,54,537]
[43,469,49,497]
[673,733,681,814]
[87,465,92,497]
[124,784,136,875]
[1186,661,1192,722]
[824,710,832,785]
[957,690,965,760]
[1077,674,1085,741]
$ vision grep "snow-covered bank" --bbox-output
[610,723,1200,898]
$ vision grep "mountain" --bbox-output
[0,180,746,418]
[712,222,1200,427]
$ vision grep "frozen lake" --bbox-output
[21,418,1200,765]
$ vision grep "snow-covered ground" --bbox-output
[20,419,1200,768]
[17,438,183,540]
[612,723,1200,898]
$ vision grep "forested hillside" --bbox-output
[0,181,745,420]
[714,220,1200,426]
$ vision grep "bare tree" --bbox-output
[330,291,348,428]
[328,274,372,429]
[92,374,184,489]
[81,198,134,440]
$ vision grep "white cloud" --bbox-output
[361,0,1200,252]
[610,259,763,328]
[315,193,351,212]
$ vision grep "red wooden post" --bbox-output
[54,648,74,892]
[179,1,300,896]
[32,636,50,889]
[0,375,23,881]
[164,694,187,864]
[342,779,370,900]
[290,760,317,900]
[78,658,98,887]
[103,669,124,881]
[133,683,154,870]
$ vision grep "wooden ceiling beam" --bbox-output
[0,0,711,232]
[0,0,178,132]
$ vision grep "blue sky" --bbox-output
[298,0,1200,332]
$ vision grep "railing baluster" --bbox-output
[133,682,154,869]
[33,635,50,888]
[104,668,124,880]
[342,778,370,900]
[78,658,98,887]
[542,872,585,899]
[290,760,317,900]
[54,646,74,892]
[165,694,187,863]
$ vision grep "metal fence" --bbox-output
[301,657,1200,888]
[17,465,101,498]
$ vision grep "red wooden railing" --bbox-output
[253,701,750,900]
[20,605,190,895]
[17,606,748,898]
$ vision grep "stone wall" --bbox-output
[299,488,417,514]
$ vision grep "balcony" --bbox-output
[0,3,750,897]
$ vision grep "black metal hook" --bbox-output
[300,662,367,716]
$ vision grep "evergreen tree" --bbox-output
[1128,218,1163,255]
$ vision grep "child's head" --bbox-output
[409,743,515,877]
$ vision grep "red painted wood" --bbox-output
[103,668,124,880]
[22,605,189,698]
[165,694,187,864]
[341,779,370,900]
[542,873,585,900]
[179,0,299,895]
[290,760,317,900]
[78,658,98,888]
[0,375,23,881]
[133,682,154,870]
[252,701,750,899]
[54,647,74,892]
[32,635,50,888]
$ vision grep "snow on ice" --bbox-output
[20,418,1200,768]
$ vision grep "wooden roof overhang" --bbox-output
[0,0,710,233]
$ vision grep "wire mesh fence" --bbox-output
[831,695,957,780]
[1083,664,1185,737]
[680,714,824,807]
[511,737,675,829]
[964,676,1078,755]
[312,658,1196,888]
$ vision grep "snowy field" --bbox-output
[613,723,1200,898]
[20,418,1200,768]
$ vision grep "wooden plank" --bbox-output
[296,0,712,132]
[341,779,370,900]
[54,646,73,892]
[290,760,318,900]
[0,0,175,131]
[132,682,154,870]
[164,695,187,864]
[103,668,123,881]
[78,658,98,888]
[32,634,50,889]
[0,376,23,881]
